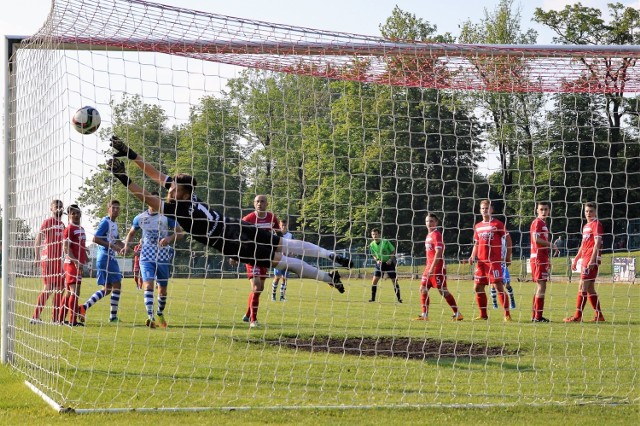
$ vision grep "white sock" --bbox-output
[280,239,332,259]
[275,256,331,283]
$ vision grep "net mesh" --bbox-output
[3,0,639,411]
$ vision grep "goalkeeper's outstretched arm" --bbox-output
[106,158,163,212]
[110,135,168,186]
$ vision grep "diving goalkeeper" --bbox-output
[106,136,351,293]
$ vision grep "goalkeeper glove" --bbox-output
[106,158,131,186]
[110,135,138,160]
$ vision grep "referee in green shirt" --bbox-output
[369,228,402,303]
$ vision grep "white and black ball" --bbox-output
[72,106,101,135]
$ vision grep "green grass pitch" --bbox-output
[8,268,639,411]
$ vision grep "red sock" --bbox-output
[588,293,602,317]
[52,290,63,322]
[67,293,77,324]
[58,293,69,323]
[251,292,260,322]
[476,293,488,318]
[420,292,428,314]
[444,293,458,314]
[33,290,50,320]
[575,292,588,318]
[535,297,545,320]
[498,292,509,314]
[532,296,537,320]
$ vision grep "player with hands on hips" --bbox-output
[564,202,605,323]
[468,199,512,322]
[415,214,463,321]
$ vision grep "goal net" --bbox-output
[3,0,639,412]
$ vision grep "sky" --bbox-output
[1,0,638,235]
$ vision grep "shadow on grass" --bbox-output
[250,335,520,361]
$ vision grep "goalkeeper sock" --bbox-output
[275,256,330,283]
[280,239,331,259]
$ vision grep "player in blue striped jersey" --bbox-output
[123,194,184,328]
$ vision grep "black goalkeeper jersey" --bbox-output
[161,177,224,248]
[161,176,280,267]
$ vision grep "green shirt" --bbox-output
[369,239,395,262]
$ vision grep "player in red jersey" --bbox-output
[415,213,463,321]
[530,201,555,323]
[468,200,512,322]
[31,199,66,324]
[564,202,605,323]
[132,242,142,290]
[230,195,281,328]
[63,205,89,326]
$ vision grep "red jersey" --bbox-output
[242,211,280,277]
[64,223,87,265]
[39,217,65,260]
[473,218,508,262]
[242,211,280,232]
[133,243,141,272]
[580,219,603,263]
[530,217,550,263]
[425,229,444,270]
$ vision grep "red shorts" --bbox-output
[246,264,269,280]
[420,266,446,289]
[41,259,64,285]
[531,261,549,282]
[580,263,599,280]
[64,263,83,286]
[474,261,503,285]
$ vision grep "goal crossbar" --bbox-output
[17,36,640,93]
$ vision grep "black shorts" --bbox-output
[373,261,397,279]
[212,218,280,268]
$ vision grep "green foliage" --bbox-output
[533,2,640,45]
[458,0,542,209]
[175,95,244,216]
[379,5,455,43]
[74,4,639,259]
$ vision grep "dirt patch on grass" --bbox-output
[262,336,517,360]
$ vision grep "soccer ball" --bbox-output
[72,106,101,135]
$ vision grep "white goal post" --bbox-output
[2,0,639,413]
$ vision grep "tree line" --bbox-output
[77,1,639,261]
